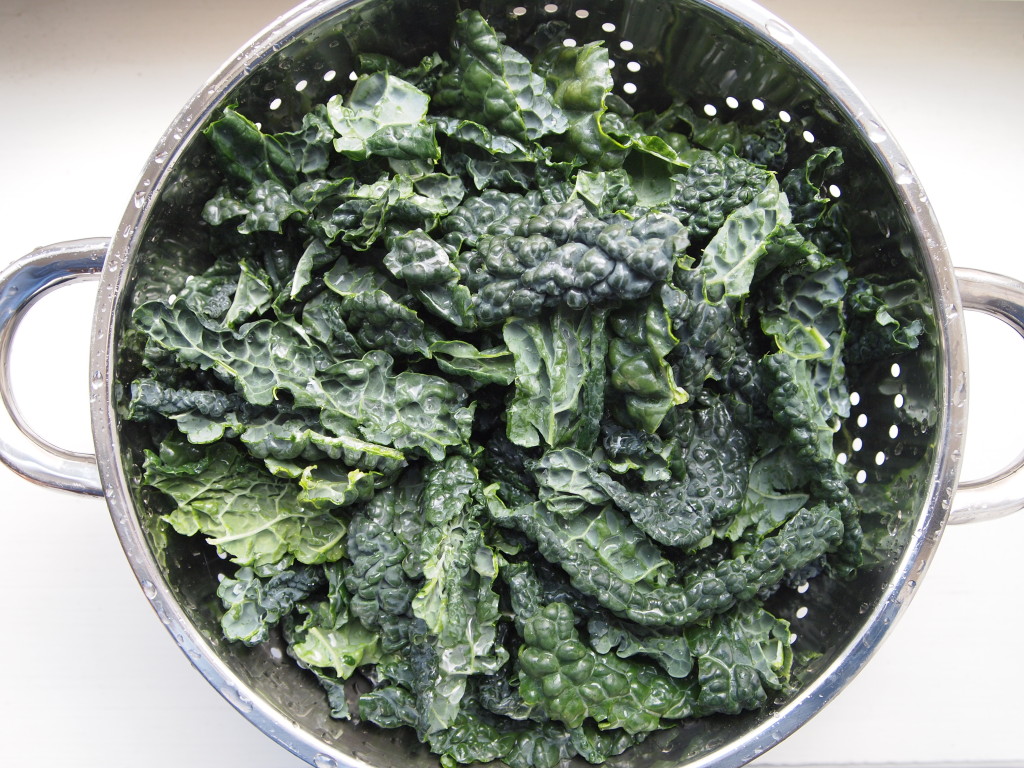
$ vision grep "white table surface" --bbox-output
[1,1,1022,766]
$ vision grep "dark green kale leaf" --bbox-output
[845,277,931,365]
[452,195,686,325]
[134,299,474,460]
[218,565,323,646]
[518,602,701,733]
[686,600,793,715]
[433,11,568,143]
[344,477,423,651]
[487,487,843,628]
[607,286,689,433]
[668,150,773,247]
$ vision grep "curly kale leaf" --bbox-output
[607,401,750,549]
[663,270,748,394]
[203,179,305,235]
[289,615,381,680]
[518,602,701,733]
[344,479,423,651]
[143,437,348,568]
[532,399,749,551]
[542,42,623,169]
[488,487,843,627]
[762,353,862,576]
[448,195,686,324]
[323,266,437,359]
[296,172,466,250]
[434,10,567,142]
[607,286,689,433]
[587,615,695,678]
[203,104,337,188]
[686,601,793,715]
[127,379,408,475]
[217,565,323,646]
[429,339,516,387]
[134,300,473,460]
[384,230,474,328]
[600,421,677,483]
[761,259,850,422]
[413,457,509,676]
[504,306,607,451]
[668,150,773,246]
[845,277,931,365]
[574,168,638,213]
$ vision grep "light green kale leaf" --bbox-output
[143,437,348,568]
[326,72,439,163]
[699,175,791,303]
[504,306,607,452]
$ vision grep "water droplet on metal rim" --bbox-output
[866,120,887,143]
[765,18,795,43]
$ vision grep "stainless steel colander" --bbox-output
[2,1,1024,767]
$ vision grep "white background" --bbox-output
[0,1,1022,766]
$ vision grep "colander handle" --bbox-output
[0,239,107,497]
[949,267,1024,524]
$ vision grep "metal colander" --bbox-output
[6,0,1024,767]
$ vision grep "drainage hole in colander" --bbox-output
[850,391,861,406]
[269,97,282,111]
[829,183,842,197]
[855,470,867,483]
[857,413,868,428]
[837,452,848,465]
[802,129,815,143]
[851,438,863,452]
[752,98,765,111]
[704,104,718,117]
[779,109,792,122]
[725,95,739,109]
[544,3,559,13]
[563,37,577,47]
[894,393,905,408]
[575,9,590,19]
[875,452,887,466]
[623,82,638,95]
[324,69,337,82]
[602,21,616,32]
[512,5,527,16]
[295,79,308,92]
[795,606,808,619]
[889,424,899,439]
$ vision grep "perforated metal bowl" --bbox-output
[3,1,1024,767]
